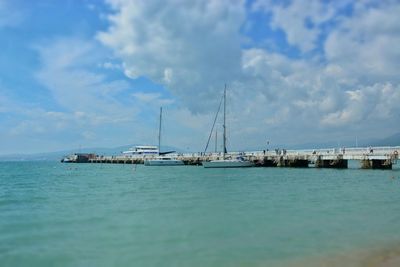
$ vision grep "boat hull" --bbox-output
[202,160,255,168]
[144,159,184,166]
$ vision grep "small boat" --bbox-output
[144,156,184,166]
[61,154,77,163]
[61,157,73,163]
[203,85,254,168]
[144,107,184,166]
[203,157,254,168]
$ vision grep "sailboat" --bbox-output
[144,107,184,166]
[202,85,255,168]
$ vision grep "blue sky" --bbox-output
[0,0,399,154]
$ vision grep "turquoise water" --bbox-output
[1,162,400,267]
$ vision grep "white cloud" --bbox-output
[132,92,174,106]
[35,37,138,126]
[99,61,122,70]
[0,37,164,153]
[161,107,214,151]
[9,121,46,136]
[321,83,400,127]
[324,1,400,83]
[253,0,350,53]
[10,0,391,154]
[95,0,400,148]
[97,0,246,112]
[0,0,398,155]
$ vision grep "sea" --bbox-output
[1,161,400,267]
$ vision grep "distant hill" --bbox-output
[243,132,400,151]
[0,144,185,161]
[287,132,400,150]
[366,132,400,147]
[1,133,398,161]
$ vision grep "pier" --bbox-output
[63,146,399,169]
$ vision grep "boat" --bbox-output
[61,154,77,163]
[202,157,255,168]
[61,153,95,163]
[203,85,255,168]
[144,107,184,166]
[144,156,184,166]
[122,145,159,157]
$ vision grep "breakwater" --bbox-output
[62,146,399,169]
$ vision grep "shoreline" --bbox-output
[363,245,400,267]
[278,242,400,267]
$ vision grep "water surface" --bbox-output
[1,162,400,266]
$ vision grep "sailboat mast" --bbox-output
[158,107,162,154]
[223,84,226,159]
[215,129,218,153]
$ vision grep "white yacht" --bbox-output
[144,156,184,166]
[144,107,184,166]
[203,156,254,168]
[61,154,77,163]
[122,145,159,157]
[202,85,255,168]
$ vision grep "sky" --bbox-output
[0,0,399,155]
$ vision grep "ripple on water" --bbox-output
[1,162,400,267]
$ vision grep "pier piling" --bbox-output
[315,156,348,169]
[361,159,392,169]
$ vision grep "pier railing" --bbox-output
[69,146,399,169]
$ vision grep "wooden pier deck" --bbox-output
[69,146,400,169]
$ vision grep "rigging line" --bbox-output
[204,92,224,153]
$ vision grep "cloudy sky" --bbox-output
[0,0,399,154]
